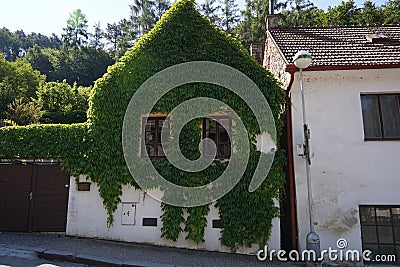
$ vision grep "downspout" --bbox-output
[285,65,298,250]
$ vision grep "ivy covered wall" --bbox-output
[0,0,286,250]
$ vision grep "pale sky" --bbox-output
[0,0,388,37]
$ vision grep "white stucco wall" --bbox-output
[66,173,280,254]
[290,68,400,253]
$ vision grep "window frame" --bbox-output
[202,116,232,159]
[359,205,400,260]
[361,93,400,141]
[141,116,168,159]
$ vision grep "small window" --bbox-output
[202,117,231,159]
[142,117,169,158]
[359,206,400,260]
[361,94,400,140]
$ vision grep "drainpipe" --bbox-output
[285,67,298,251]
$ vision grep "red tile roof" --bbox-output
[269,25,400,66]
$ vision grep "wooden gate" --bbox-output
[0,162,70,232]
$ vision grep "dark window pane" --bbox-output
[206,119,216,131]
[157,145,164,156]
[143,118,168,158]
[207,132,216,141]
[378,226,394,244]
[380,95,400,138]
[362,226,378,243]
[376,208,392,225]
[361,95,382,138]
[360,206,376,225]
[380,245,396,256]
[146,145,155,156]
[219,144,230,157]
[392,208,400,224]
[363,244,379,258]
[220,130,229,143]
[394,227,400,244]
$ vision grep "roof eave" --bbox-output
[285,63,400,73]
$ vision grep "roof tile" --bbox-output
[269,25,400,66]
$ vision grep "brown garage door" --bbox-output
[0,162,70,232]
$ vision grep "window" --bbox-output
[359,206,400,259]
[142,117,168,158]
[361,94,400,140]
[202,117,231,159]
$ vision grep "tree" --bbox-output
[0,56,45,117]
[130,0,157,35]
[198,0,221,25]
[234,0,269,48]
[383,0,400,25]
[35,80,91,113]
[154,0,172,21]
[322,0,360,26]
[4,98,44,126]
[278,0,324,27]
[89,22,105,49]
[62,9,89,47]
[26,45,54,80]
[356,1,384,25]
[220,0,240,34]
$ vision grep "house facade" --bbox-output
[263,21,400,261]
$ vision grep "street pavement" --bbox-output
[0,232,299,267]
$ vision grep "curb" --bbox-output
[39,248,177,267]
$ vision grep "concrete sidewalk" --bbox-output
[0,232,298,267]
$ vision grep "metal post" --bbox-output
[299,69,314,233]
[300,69,321,262]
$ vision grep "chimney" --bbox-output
[266,0,279,30]
[250,43,264,65]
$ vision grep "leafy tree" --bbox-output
[322,0,360,26]
[154,0,172,21]
[383,0,400,24]
[0,56,45,117]
[89,22,105,49]
[234,0,269,48]
[198,0,221,25]
[220,0,240,33]
[356,0,384,25]
[0,27,20,61]
[35,80,91,113]
[130,0,157,35]
[279,0,324,26]
[62,9,89,47]
[4,98,44,126]
[26,45,54,80]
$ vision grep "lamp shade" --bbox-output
[293,50,312,69]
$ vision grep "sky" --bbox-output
[0,0,388,37]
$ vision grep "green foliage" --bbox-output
[40,110,87,124]
[63,9,89,47]
[0,123,89,177]
[0,0,286,249]
[35,80,91,112]
[383,0,400,25]
[0,56,45,118]
[4,98,44,126]
[279,0,324,27]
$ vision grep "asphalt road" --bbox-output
[0,256,85,267]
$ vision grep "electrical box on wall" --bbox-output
[121,203,136,225]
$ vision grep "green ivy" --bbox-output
[0,0,286,249]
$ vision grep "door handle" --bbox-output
[29,192,33,201]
